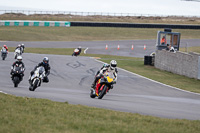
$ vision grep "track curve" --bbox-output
[0,52,200,120]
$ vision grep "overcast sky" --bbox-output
[0,0,200,16]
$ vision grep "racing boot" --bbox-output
[91,83,95,89]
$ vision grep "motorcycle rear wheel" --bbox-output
[90,89,96,98]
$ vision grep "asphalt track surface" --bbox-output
[2,39,200,57]
[1,51,200,120]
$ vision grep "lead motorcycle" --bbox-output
[14,48,21,59]
[90,72,116,99]
[11,64,25,87]
[1,48,7,60]
[29,66,45,91]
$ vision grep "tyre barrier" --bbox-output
[0,20,71,27]
[1,20,199,29]
[71,21,200,29]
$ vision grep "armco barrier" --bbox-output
[0,20,70,27]
[70,22,200,29]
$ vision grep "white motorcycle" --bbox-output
[14,48,21,59]
[29,66,45,91]
[1,48,7,60]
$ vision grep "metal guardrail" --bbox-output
[0,10,200,18]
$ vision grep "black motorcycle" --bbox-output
[11,64,24,87]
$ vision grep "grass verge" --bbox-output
[0,27,200,41]
[180,46,200,53]
[8,47,200,93]
[0,93,200,133]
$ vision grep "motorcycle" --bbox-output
[90,72,116,99]
[1,49,7,60]
[29,66,45,91]
[72,48,81,56]
[14,48,21,59]
[11,64,24,87]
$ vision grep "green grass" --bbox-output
[8,47,200,93]
[0,93,200,133]
[0,27,200,41]
[180,46,200,53]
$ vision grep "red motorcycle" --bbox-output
[72,48,81,56]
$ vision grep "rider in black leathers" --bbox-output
[10,56,25,80]
[29,57,50,83]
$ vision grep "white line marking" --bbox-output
[94,59,200,96]
[0,91,7,94]
[84,47,88,54]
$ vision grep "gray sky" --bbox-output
[0,0,200,16]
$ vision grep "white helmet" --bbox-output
[21,43,24,46]
[110,60,117,70]
[18,44,21,47]
[17,56,22,61]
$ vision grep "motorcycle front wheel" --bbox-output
[98,85,108,99]
[13,76,20,87]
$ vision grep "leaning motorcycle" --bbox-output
[1,49,7,60]
[90,72,115,99]
[11,64,24,87]
[14,48,21,59]
[72,48,80,56]
[29,66,45,91]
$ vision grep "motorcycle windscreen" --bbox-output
[104,72,114,82]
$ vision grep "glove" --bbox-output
[30,71,34,75]
[112,81,116,84]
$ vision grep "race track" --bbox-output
[0,52,200,120]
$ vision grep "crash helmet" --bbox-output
[110,60,117,70]
[43,57,49,65]
[103,63,109,68]
[21,44,24,46]
[18,44,21,47]
[3,45,7,48]
[78,46,81,49]
[17,56,22,62]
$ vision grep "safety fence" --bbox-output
[0,20,70,27]
[1,10,199,17]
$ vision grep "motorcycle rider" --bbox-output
[21,43,25,53]
[91,60,118,90]
[15,44,22,55]
[29,57,50,83]
[77,46,82,55]
[72,46,82,56]
[93,63,110,80]
[10,56,25,80]
[1,45,8,53]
